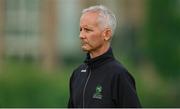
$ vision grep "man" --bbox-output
[68,5,141,108]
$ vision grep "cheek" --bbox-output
[88,33,103,45]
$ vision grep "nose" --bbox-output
[79,31,85,39]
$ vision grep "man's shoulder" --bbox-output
[69,63,85,81]
[71,63,86,76]
[73,63,86,72]
[105,59,135,80]
[106,59,127,73]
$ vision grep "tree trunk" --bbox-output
[123,0,146,27]
[40,0,58,72]
[0,0,5,72]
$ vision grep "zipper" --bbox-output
[82,65,91,108]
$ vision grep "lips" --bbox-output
[81,41,88,45]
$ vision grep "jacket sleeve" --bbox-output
[68,72,74,108]
[111,70,141,108]
[68,96,73,108]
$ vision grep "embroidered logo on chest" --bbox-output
[93,85,103,99]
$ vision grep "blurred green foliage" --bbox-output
[145,0,180,77]
[1,57,180,107]
[0,59,70,107]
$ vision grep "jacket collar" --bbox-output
[84,47,114,69]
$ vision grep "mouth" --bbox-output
[81,41,87,45]
[80,42,88,50]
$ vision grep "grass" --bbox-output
[0,58,180,107]
[0,60,70,107]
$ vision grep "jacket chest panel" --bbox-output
[83,69,113,106]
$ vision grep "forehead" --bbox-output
[80,12,100,27]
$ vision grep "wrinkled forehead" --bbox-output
[80,12,106,28]
[80,12,100,25]
[80,12,100,21]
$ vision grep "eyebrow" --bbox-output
[80,25,94,29]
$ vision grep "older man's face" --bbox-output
[79,12,105,53]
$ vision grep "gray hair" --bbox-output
[82,5,117,36]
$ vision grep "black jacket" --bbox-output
[68,47,141,108]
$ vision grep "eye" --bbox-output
[84,28,92,32]
[80,27,82,32]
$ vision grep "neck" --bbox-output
[90,43,110,59]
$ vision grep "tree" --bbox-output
[0,0,5,72]
[40,0,58,72]
[145,0,180,77]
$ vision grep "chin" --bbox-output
[81,46,90,53]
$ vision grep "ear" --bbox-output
[103,28,112,41]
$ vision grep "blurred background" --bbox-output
[0,0,180,107]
